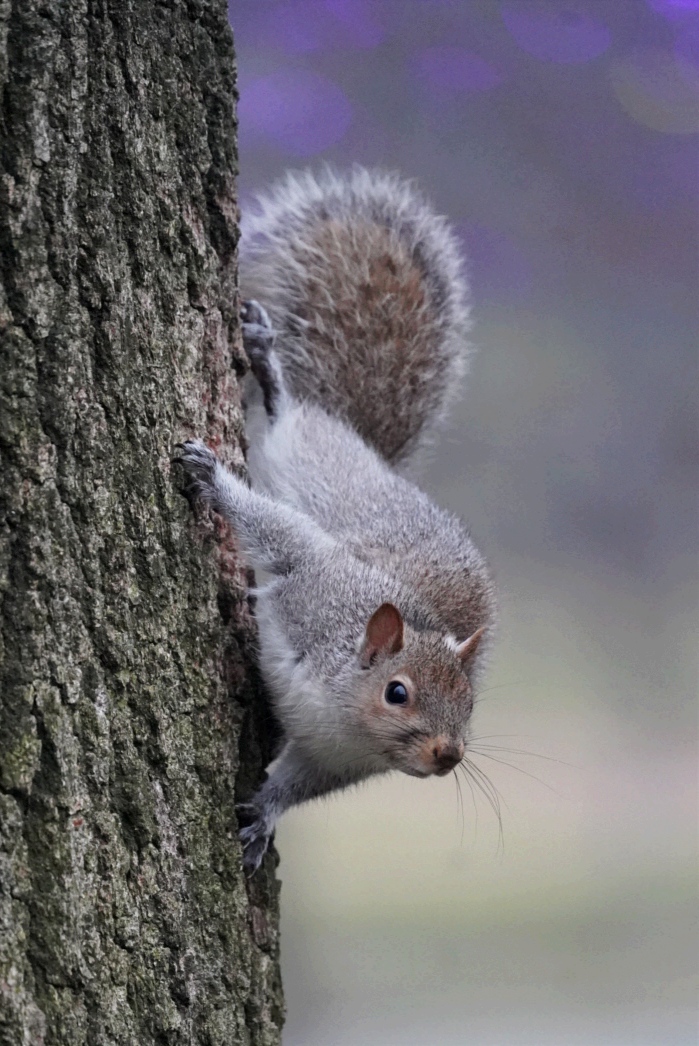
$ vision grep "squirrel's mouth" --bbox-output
[400,766,431,779]
[400,761,460,779]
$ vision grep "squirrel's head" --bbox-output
[355,603,486,778]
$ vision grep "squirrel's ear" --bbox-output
[359,603,404,668]
[455,626,486,667]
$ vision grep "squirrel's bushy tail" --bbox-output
[240,166,471,468]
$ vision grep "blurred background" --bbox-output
[230,2,698,1043]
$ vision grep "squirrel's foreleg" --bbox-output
[238,741,354,872]
[177,439,332,575]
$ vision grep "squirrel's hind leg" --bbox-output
[241,299,284,420]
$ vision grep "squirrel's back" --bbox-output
[240,167,471,467]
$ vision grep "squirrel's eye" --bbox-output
[384,681,408,705]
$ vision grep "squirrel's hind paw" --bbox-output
[241,300,282,420]
[241,298,273,331]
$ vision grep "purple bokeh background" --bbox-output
[232,0,697,649]
[648,0,699,16]
[500,2,611,64]
[231,5,697,1044]
[237,0,385,54]
[239,69,353,155]
[414,46,505,95]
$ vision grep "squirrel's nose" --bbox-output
[432,739,464,773]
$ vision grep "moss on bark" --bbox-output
[0,1,283,1042]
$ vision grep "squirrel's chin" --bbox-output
[400,766,431,779]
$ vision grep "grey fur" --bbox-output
[241,166,471,471]
[179,392,493,871]
[180,168,495,872]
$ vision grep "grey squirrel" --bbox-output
[178,167,495,872]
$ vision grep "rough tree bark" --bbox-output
[0,2,283,1043]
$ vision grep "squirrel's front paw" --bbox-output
[237,802,273,873]
[238,818,273,873]
[175,439,219,503]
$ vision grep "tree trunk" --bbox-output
[0,2,283,1043]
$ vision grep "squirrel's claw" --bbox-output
[241,301,282,420]
[176,439,219,503]
[237,801,273,872]
[239,819,272,874]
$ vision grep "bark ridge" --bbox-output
[0,1,282,1042]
